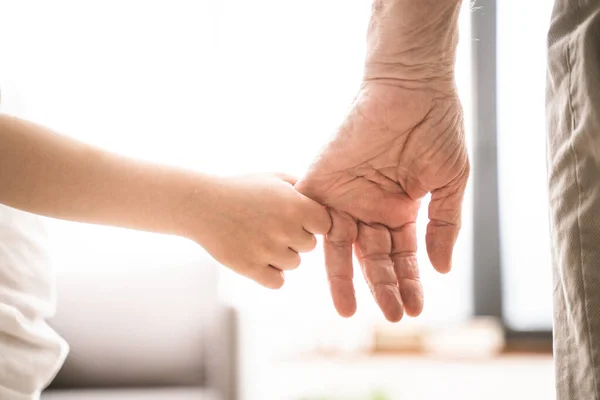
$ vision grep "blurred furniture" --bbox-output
[42,258,237,400]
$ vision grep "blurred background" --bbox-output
[0,0,555,399]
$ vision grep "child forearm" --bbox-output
[0,113,330,288]
[0,113,203,236]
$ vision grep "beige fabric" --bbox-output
[547,0,600,399]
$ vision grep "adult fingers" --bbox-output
[391,222,423,317]
[324,210,358,318]
[426,171,468,274]
[355,222,404,323]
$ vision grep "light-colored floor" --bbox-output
[235,307,555,400]
[241,354,555,400]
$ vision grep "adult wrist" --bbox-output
[363,0,462,92]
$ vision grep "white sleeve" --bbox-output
[0,204,68,400]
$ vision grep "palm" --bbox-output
[296,83,469,322]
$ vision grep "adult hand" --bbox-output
[295,82,469,322]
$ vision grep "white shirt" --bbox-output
[0,85,68,399]
[0,205,68,399]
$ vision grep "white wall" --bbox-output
[497,0,555,331]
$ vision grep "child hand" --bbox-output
[185,173,332,289]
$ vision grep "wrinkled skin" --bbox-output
[295,82,469,322]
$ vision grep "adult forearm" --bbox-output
[364,0,463,89]
[0,114,205,236]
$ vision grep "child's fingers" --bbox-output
[290,230,318,253]
[270,248,302,270]
[301,197,332,235]
[250,266,285,289]
[274,172,298,185]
